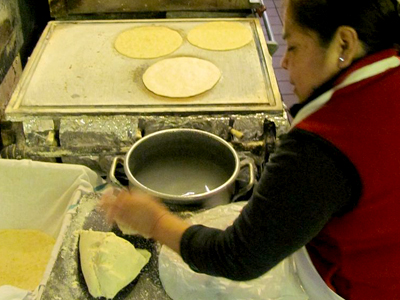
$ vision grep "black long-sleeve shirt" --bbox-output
[180,128,362,281]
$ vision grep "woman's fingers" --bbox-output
[98,188,122,224]
[98,187,170,238]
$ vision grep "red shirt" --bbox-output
[296,49,400,299]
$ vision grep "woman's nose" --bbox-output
[281,54,288,69]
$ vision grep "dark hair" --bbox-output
[287,0,400,53]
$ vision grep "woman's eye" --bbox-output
[287,46,296,52]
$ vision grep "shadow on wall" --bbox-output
[17,0,52,66]
[0,0,51,150]
[0,0,51,91]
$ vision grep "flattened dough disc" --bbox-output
[114,26,183,59]
[187,21,253,51]
[142,57,221,98]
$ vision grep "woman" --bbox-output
[100,0,400,298]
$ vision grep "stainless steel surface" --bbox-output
[112,129,252,210]
[5,18,282,119]
[2,16,289,173]
[48,0,262,19]
[261,9,279,55]
[108,156,128,190]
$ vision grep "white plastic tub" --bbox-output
[0,159,103,300]
[292,247,345,300]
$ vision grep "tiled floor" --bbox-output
[262,0,297,109]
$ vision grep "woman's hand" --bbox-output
[99,188,169,238]
[98,187,190,254]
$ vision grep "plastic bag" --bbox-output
[158,202,309,300]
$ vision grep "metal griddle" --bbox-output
[6,18,280,117]
[2,12,288,173]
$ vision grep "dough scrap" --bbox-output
[117,221,146,237]
[114,26,183,59]
[0,229,55,291]
[142,57,221,98]
[79,230,151,299]
[187,21,253,51]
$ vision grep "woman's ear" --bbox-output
[335,26,365,69]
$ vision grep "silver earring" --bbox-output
[339,57,345,62]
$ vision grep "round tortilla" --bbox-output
[142,57,221,98]
[114,26,183,59]
[187,21,253,51]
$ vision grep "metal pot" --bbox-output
[109,128,253,210]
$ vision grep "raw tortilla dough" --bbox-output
[79,230,151,299]
[142,57,221,98]
[114,26,183,59]
[0,229,55,291]
[187,21,253,51]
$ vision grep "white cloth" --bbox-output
[0,286,29,300]
[0,159,104,300]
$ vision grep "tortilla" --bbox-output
[187,21,253,51]
[114,26,183,59]
[142,57,221,98]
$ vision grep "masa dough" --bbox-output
[187,21,253,51]
[0,229,55,291]
[79,230,151,299]
[142,57,221,98]
[114,26,183,59]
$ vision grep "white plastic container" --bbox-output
[292,247,345,300]
[0,159,103,300]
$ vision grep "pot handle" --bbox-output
[232,158,255,202]
[108,156,126,190]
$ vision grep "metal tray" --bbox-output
[5,18,282,121]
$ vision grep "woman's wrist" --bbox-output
[150,211,169,237]
[151,212,191,255]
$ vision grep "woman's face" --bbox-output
[281,5,341,102]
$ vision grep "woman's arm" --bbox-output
[100,129,361,281]
[99,189,190,254]
[180,129,362,280]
